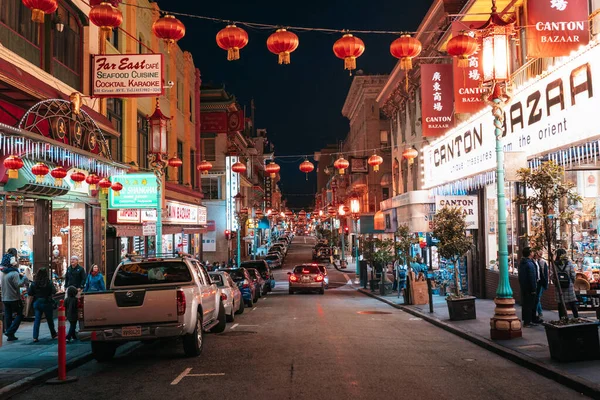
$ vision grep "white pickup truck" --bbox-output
[79,255,226,361]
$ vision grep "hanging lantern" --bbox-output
[216,24,249,61]
[232,161,247,174]
[70,170,86,188]
[152,14,186,53]
[333,33,365,72]
[111,181,123,197]
[31,162,50,183]
[255,209,264,219]
[22,0,58,24]
[197,160,213,175]
[368,154,383,172]
[402,148,419,165]
[89,2,123,41]
[299,159,314,181]
[86,174,101,191]
[266,29,299,65]
[334,157,349,175]
[265,161,280,179]
[3,155,24,180]
[50,166,67,186]
[168,156,183,169]
[390,34,422,70]
[447,31,478,68]
[98,177,113,195]
[240,207,249,215]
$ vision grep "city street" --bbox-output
[11,237,587,399]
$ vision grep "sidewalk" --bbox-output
[358,286,600,399]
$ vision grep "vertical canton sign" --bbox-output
[264,175,272,210]
[92,54,164,97]
[108,173,158,209]
[527,0,590,57]
[451,21,486,114]
[420,64,455,137]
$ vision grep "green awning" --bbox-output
[3,159,70,197]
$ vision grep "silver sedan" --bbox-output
[209,271,244,322]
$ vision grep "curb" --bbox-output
[357,288,600,399]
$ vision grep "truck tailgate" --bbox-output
[83,288,179,328]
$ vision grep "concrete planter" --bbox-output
[543,319,600,362]
[446,296,477,321]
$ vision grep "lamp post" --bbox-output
[234,193,247,266]
[350,196,361,283]
[338,204,346,268]
[479,1,521,340]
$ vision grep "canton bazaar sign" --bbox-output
[435,196,479,229]
[420,64,455,137]
[92,54,164,97]
[423,43,600,189]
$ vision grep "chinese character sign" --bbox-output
[527,0,589,57]
[451,21,486,114]
[420,64,454,138]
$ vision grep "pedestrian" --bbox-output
[396,264,407,299]
[28,268,57,342]
[64,286,79,342]
[1,248,28,341]
[534,250,549,322]
[84,264,106,293]
[518,247,538,327]
[64,256,86,291]
[553,248,579,319]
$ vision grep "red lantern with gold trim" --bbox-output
[4,155,24,179]
[333,34,365,72]
[299,159,314,181]
[390,34,422,70]
[197,160,213,175]
[50,166,67,186]
[89,2,123,41]
[334,157,349,175]
[152,14,186,53]
[216,24,249,61]
[22,0,58,24]
[232,161,247,174]
[70,170,86,188]
[267,29,299,65]
[368,154,383,172]
[99,177,112,195]
[111,181,123,197]
[265,161,280,179]
[168,156,183,169]
[86,174,101,190]
[447,31,478,68]
[31,162,49,183]
[402,147,419,165]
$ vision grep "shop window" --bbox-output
[0,0,40,67]
[52,5,82,90]
[137,113,149,169]
[107,98,123,162]
[177,140,184,184]
[201,176,221,200]
[203,138,216,161]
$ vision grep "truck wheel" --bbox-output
[91,342,117,362]
[226,303,235,323]
[210,302,227,333]
[183,312,203,357]
[235,298,245,315]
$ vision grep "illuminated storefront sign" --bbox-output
[108,173,158,209]
[92,54,164,97]
[226,156,240,231]
[421,63,455,137]
[435,196,479,228]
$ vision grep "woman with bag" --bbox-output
[83,264,106,293]
[28,268,57,342]
[553,249,579,318]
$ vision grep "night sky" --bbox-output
[165,0,434,209]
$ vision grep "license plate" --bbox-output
[121,326,142,337]
[302,277,310,282]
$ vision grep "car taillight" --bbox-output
[315,275,324,282]
[176,289,186,316]
[77,296,84,320]
[221,293,227,301]
[289,275,299,282]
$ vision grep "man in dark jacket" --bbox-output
[534,250,549,322]
[518,247,538,327]
[65,256,86,290]
[1,248,29,341]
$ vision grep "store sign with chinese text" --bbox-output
[92,54,164,97]
[198,206,207,225]
[421,64,455,137]
[435,196,479,228]
[423,43,600,189]
[527,0,589,57]
[201,112,228,132]
[108,173,158,209]
[226,156,240,231]
[264,175,272,209]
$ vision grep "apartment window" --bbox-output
[0,0,40,66]
[107,99,123,162]
[201,177,221,200]
[203,138,216,161]
[138,34,145,54]
[108,27,119,50]
[177,141,184,184]
[189,95,194,122]
[52,5,82,90]
[382,187,390,201]
[137,113,149,169]
[190,150,196,188]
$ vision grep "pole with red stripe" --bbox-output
[47,299,78,384]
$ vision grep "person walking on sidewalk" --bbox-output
[552,248,579,319]
[64,286,79,342]
[518,247,538,327]
[534,251,549,322]
[65,256,86,291]
[84,264,106,293]
[1,248,28,341]
[29,268,57,342]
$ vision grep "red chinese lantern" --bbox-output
[265,161,280,179]
[89,2,123,41]
[447,31,478,68]
[70,170,86,188]
[216,24,249,61]
[50,166,67,186]
[333,33,365,72]
[152,14,186,53]
[255,209,264,219]
[31,162,49,183]
[368,154,383,172]
[98,177,112,194]
[168,156,183,169]
[111,181,123,197]
[390,34,422,70]
[3,155,24,179]
[22,0,58,23]
[334,157,349,175]
[299,159,314,180]
[232,161,247,174]
[86,174,101,191]
[402,148,419,165]
[197,160,213,175]
[267,29,299,65]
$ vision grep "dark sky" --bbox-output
[167,0,434,209]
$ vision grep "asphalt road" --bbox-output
[11,236,587,399]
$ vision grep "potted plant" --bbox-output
[361,236,395,294]
[517,161,600,362]
[433,206,475,320]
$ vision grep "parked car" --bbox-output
[288,264,325,295]
[209,271,243,322]
[264,254,282,269]
[240,260,275,292]
[313,246,331,262]
[315,264,329,289]
[267,248,285,262]
[221,268,257,307]
[79,255,226,361]
[270,242,287,253]
[247,268,267,297]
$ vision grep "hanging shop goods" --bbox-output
[111,181,123,196]
[231,161,247,174]
[402,148,419,165]
[333,34,365,72]
[390,34,422,70]
[267,29,299,65]
[368,154,383,172]
[70,170,86,188]
[99,177,113,194]
[31,162,49,183]
[86,174,100,190]
[168,156,183,169]
[4,155,24,179]
[334,157,349,175]
[265,161,281,179]
[89,2,123,41]
[152,14,186,53]
[446,31,478,68]
[216,24,249,61]
[22,0,57,24]
[197,160,213,174]
[50,166,67,186]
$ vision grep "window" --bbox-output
[113,261,192,287]
[203,138,216,161]
[138,33,144,54]
[108,27,119,50]
[189,95,194,122]
[107,99,123,162]
[382,187,390,200]
[52,5,82,90]
[0,0,40,66]
[177,140,184,184]
[201,176,221,200]
[137,114,149,169]
[177,82,183,110]
[190,149,196,188]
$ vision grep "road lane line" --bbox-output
[171,368,192,385]
[188,373,226,377]
[253,307,257,311]
[230,323,239,330]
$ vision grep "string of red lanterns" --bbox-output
[368,154,383,172]
[197,160,213,175]
[446,31,478,68]
[265,161,281,179]
[152,14,186,53]
[216,24,249,61]
[333,157,349,175]
[88,1,123,44]
[22,0,57,23]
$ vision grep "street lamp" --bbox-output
[479,1,521,340]
[234,193,247,266]
[350,196,361,282]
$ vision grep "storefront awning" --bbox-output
[3,159,69,197]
